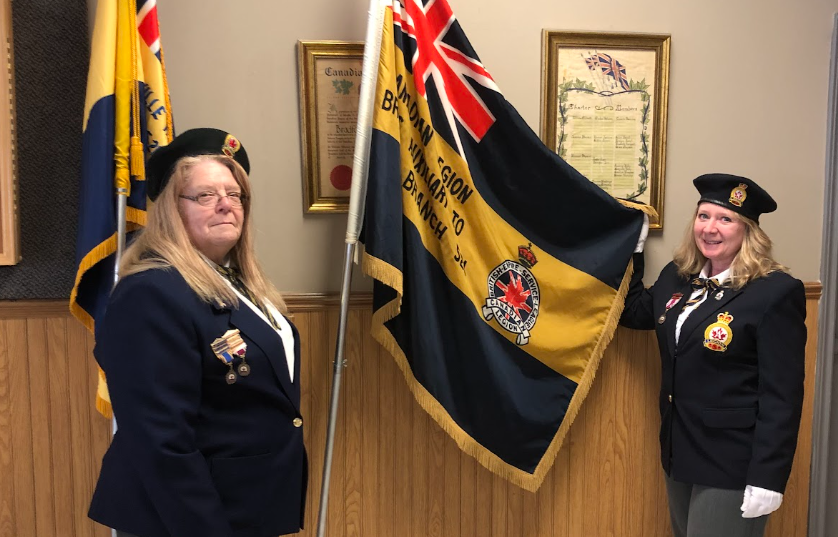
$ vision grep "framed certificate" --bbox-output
[542,31,670,228]
[0,0,18,264]
[298,40,364,214]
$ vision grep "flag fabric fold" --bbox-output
[71,0,174,417]
[361,0,653,491]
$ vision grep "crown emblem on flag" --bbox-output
[704,311,734,352]
[518,243,538,269]
[222,134,241,158]
[729,183,748,207]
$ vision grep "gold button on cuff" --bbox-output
[668,395,673,403]
[293,417,303,428]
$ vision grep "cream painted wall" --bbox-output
[123,0,831,291]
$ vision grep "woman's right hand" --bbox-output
[634,213,650,253]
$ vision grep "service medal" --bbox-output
[225,330,251,377]
[658,293,684,324]
[212,329,249,383]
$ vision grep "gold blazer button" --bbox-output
[668,395,673,403]
[293,417,303,428]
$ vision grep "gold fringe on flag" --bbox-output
[617,198,659,219]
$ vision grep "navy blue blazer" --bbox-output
[620,253,806,493]
[89,268,307,537]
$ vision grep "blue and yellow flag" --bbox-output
[362,0,653,491]
[70,0,173,417]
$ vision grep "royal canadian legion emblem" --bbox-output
[482,243,541,346]
[221,134,241,158]
[704,311,734,352]
[729,183,748,207]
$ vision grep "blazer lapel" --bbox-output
[226,303,299,412]
[288,320,301,404]
[677,286,742,351]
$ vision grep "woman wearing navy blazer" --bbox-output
[621,174,806,537]
[88,128,307,537]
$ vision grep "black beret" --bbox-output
[693,173,777,223]
[145,128,250,201]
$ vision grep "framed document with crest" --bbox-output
[0,0,18,264]
[298,40,364,214]
[542,31,670,229]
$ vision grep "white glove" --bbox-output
[634,214,650,253]
[740,485,783,518]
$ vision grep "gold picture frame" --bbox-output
[0,0,18,264]
[298,40,364,214]
[542,31,670,229]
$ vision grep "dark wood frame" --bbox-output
[0,0,18,264]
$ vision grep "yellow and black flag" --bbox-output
[361,0,652,491]
[70,0,174,416]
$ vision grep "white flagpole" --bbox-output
[316,1,390,536]
[114,191,128,285]
[345,0,391,242]
[110,191,127,537]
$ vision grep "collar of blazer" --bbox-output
[674,280,743,354]
[211,299,301,412]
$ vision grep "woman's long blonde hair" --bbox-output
[673,204,787,289]
[119,154,288,314]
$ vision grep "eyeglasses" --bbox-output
[179,191,246,207]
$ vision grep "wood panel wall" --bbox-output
[0,287,821,537]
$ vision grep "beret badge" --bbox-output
[222,134,241,158]
[728,183,748,207]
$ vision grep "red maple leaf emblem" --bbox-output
[496,271,532,319]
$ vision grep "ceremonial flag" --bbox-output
[70,0,174,417]
[361,0,652,491]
